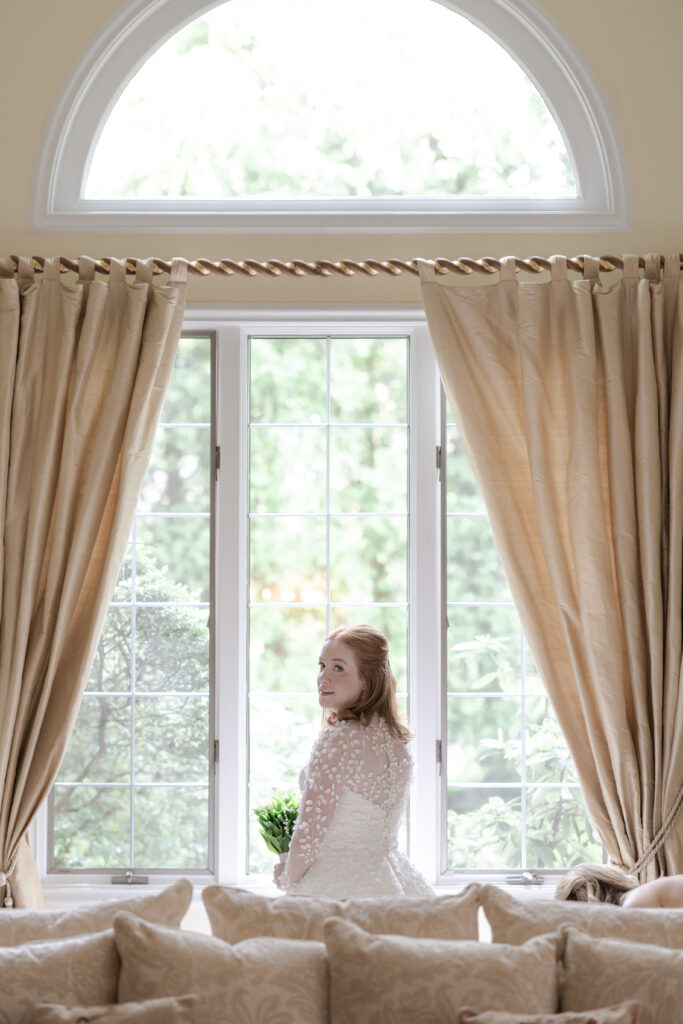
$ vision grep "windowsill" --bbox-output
[39,875,558,907]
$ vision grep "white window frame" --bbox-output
[31,0,631,233]
[34,303,448,899]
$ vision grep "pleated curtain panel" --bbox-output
[418,253,683,879]
[0,257,187,907]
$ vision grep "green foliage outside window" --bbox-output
[52,332,601,877]
[86,0,574,200]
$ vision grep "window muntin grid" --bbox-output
[246,335,410,872]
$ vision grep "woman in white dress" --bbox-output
[274,623,433,898]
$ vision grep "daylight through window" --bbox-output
[48,320,600,881]
[86,0,575,201]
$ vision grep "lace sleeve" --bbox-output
[280,724,349,889]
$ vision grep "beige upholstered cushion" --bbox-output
[481,884,683,948]
[202,882,479,942]
[0,930,118,1024]
[323,916,560,1024]
[0,879,192,947]
[31,997,198,1024]
[114,911,327,1024]
[560,928,683,1024]
[458,1006,640,1024]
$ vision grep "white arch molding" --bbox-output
[31,0,632,234]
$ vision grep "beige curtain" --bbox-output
[0,256,187,907]
[419,253,683,878]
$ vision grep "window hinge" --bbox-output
[214,739,220,763]
[435,444,442,480]
[436,738,442,776]
[112,871,149,885]
[214,445,221,480]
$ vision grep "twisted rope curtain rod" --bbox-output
[8,254,683,279]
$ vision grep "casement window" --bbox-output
[40,308,599,887]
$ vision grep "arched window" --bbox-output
[32,0,630,232]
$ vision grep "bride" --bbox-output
[274,623,433,898]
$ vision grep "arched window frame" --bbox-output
[31,0,631,234]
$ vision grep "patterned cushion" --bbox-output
[0,879,192,947]
[114,911,327,1024]
[481,884,683,948]
[560,927,683,1024]
[323,916,560,1024]
[31,997,197,1024]
[0,930,118,1024]
[458,1005,640,1024]
[202,882,479,942]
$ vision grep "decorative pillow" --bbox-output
[458,1005,640,1024]
[31,997,198,1024]
[0,930,118,1024]
[481,884,683,948]
[323,916,560,1024]
[202,882,479,942]
[0,878,192,947]
[114,911,327,1024]
[560,927,683,1024]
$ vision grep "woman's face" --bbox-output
[317,639,365,711]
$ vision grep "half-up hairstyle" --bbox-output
[322,623,411,742]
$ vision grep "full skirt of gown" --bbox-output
[287,789,433,898]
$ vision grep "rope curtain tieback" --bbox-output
[0,870,13,908]
[630,787,683,878]
[6,254,683,280]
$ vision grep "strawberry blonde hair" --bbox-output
[322,623,411,742]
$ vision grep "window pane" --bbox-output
[330,427,407,513]
[330,517,407,604]
[447,787,522,870]
[135,516,210,603]
[250,337,326,424]
[447,696,522,785]
[250,517,327,603]
[52,786,131,869]
[133,786,209,869]
[447,516,512,602]
[250,426,326,514]
[134,695,210,782]
[57,696,131,784]
[135,606,210,693]
[447,607,522,693]
[86,0,574,200]
[330,338,407,424]
[250,606,327,694]
[525,786,603,868]
[138,426,211,514]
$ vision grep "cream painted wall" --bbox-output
[1,0,682,305]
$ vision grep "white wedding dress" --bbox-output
[280,716,433,898]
